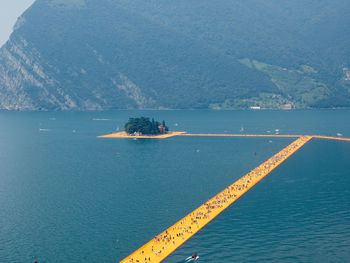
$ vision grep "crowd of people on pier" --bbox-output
[125,136,311,263]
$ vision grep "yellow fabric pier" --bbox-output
[120,136,312,263]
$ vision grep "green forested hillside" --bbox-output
[0,0,349,110]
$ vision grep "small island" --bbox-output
[98,117,186,138]
[125,117,168,136]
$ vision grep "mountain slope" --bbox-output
[0,0,349,110]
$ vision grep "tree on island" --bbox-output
[124,117,169,135]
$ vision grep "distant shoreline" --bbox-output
[1,107,350,112]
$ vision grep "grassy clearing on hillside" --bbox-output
[239,58,331,108]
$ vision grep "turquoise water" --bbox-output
[0,110,349,262]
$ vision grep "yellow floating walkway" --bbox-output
[180,133,302,138]
[120,136,312,263]
[98,131,186,138]
[99,132,303,139]
[99,130,350,142]
[312,135,350,142]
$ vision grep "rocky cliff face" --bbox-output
[0,0,349,110]
[0,36,75,110]
[0,21,156,110]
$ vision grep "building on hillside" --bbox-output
[250,106,261,110]
[280,103,292,110]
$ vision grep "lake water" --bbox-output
[0,110,349,262]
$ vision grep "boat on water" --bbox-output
[186,254,199,261]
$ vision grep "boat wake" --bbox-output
[92,118,110,121]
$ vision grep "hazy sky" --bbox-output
[0,0,35,47]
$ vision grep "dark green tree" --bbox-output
[162,120,169,132]
[124,117,169,135]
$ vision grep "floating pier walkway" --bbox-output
[98,131,350,262]
[313,135,350,142]
[97,131,186,138]
[119,136,313,263]
[99,131,350,142]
